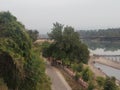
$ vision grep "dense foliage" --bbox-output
[104,77,118,90]
[81,67,93,82]
[0,11,51,90]
[78,28,120,38]
[43,22,89,65]
[27,29,39,42]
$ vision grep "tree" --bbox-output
[48,22,63,42]
[42,42,52,58]
[45,22,89,65]
[27,29,39,42]
[104,77,117,90]
[62,26,81,63]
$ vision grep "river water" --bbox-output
[94,63,120,80]
[82,40,120,80]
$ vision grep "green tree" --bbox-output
[46,22,89,65]
[48,22,63,42]
[104,77,117,90]
[62,26,81,64]
[27,29,39,42]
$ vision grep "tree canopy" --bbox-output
[78,28,120,38]
[43,22,89,64]
[27,29,39,42]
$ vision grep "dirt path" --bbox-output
[46,61,72,90]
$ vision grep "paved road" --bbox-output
[46,61,72,90]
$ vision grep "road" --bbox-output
[46,61,72,90]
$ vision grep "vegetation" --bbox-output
[78,28,120,38]
[87,81,95,90]
[27,29,39,42]
[78,28,120,51]
[43,22,89,65]
[95,76,120,90]
[42,22,120,90]
[81,67,93,82]
[0,11,51,90]
[96,76,105,88]
[104,77,118,90]
[72,63,83,73]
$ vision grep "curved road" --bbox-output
[46,61,72,90]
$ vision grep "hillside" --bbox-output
[0,11,51,90]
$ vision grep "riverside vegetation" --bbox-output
[0,11,51,90]
[42,22,120,90]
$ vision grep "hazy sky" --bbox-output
[0,0,120,34]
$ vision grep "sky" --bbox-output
[0,0,120,34]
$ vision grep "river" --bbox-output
[94,63,120,80]
[83,39,120,80]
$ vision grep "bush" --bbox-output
[88,81,95,90]
[82,67,93,82]
[72,63,83,73]
[76,63,83,72]
[104,77,117,90]
[96,76,105,87]
[74,72,81,81]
